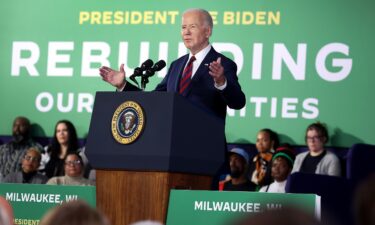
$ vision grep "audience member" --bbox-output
[249,129,279,189]
[0,116,43,179]
[221,148,256,191]
[259,145,295,193]
[292,122,341,176]
[47,152,94,186]
[42,120,91,179]
[3,147,48,184]
[353,173,375,225]
[0,196,13,225]
[40,200,109,225]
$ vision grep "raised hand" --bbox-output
[208,57,226,86]
[99,64,126,90]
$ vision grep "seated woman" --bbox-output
[42,120,80,178]
[3,147,48,184]
[47,152,94,186]
[292,122,341,176]
[259,145,295,193]
[249,128,279,189]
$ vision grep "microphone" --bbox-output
[129,59,154,85]
[129,67,142,84]
[144,60,166,77]
[140,59,154,71]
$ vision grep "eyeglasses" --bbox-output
[64,160,82,166]
[306,136,322,142]
[23,155,39,162]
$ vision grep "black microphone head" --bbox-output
[141,59,153,70]
[152,60,166,72]
[133,67,142,76]
[144,69,155,77]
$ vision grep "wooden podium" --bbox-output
[86,92,225,225]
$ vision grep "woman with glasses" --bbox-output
[292,122,341,176]
[46,153,94,186]
[3,147,48,184]
[42,120,93,180]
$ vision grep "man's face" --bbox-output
[22,150,40,173]
[12,117,30,143]
[271,157,291,182]
[181,11,211,55]
[229,154,247,178]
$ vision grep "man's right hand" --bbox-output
[99,64,126,90]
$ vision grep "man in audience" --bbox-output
[3,147,48,184]
[0,116,43,180]
[221,148,256,191]
[259,145,295,193]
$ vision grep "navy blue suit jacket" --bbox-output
[124,47,246,121]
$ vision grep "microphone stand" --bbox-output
[130,76,140,88]
[129,67,142,88]
[141,76,149,90]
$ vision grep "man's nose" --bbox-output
[184,28,191,35]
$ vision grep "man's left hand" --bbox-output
[209,57,226,86]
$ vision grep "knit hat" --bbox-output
[229,147,250,164]
[272,146,296,168]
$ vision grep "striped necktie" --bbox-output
[179,56,196,95]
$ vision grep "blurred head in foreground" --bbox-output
[40,200,109,225]
[0,196,14,225]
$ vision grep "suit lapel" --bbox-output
[182,48,218,96]
[192,48,217,82]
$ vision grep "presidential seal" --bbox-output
[111,101,145,144]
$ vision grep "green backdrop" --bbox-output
[1,0,374,147]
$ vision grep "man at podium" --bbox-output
[99,8,246,121]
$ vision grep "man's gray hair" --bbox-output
[183,8,213,29]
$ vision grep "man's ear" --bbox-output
[206,26,212,38]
